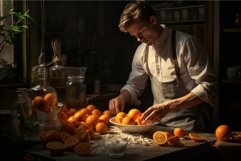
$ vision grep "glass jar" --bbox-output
[30,64,60,132]
[65,67,87,109]
[65,75,86,109]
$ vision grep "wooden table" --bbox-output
[24,126,221,161]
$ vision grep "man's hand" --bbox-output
[140,103,172,124]
[108,89,132,115]
[108,95,125,115]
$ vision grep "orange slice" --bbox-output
[153,131,167,145]
[64,136,79,151]
[189,133,205,142]
[46,141,66,155]
[74,143,91,155]
[167,136,180,147]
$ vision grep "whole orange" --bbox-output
[173,128,186,138]
[95,122,108,134]
[121,116,135,125]
[127,108,142,121]
[215,124,231,141]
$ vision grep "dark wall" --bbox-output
[41,1,139,93]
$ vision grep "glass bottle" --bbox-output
[30,64,60,132]
[49,55,67,102]
[65,67,87,109]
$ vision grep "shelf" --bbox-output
[223,28,241,32]
[222,79,241,85]
[163,20,205,26]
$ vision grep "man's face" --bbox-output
[126,19,159,46]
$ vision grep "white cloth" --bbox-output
[121,27,217,107]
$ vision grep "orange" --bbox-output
[91,109,102,117]
[127,108,142,121]
[73,108,88,120]
[80,122,92,131]
[32,96,45,111]
[85,114,99,127]
[215,124,231,141]
[103,110,111,116]
[121,116,135,125]
[173,128,186,138]
[46,141,66,155]
[164,131,173,138]
[95,122,108,134]
[60,131,72,142]
[167,136,180,147]
[64,136,79,151]
[115,112,127,124]
[86,104,96,112]
[44,93,57,110]
[41,130,60,144]
[99,114,110,124]
[67,116,76,124]
[69,108,77,116]
[153,131,167,145]
[189,133,205,142]
[61,122,78,135]
[74,143,91,155]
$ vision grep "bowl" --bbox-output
[109,117,159,133]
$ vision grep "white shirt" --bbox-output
[121,27,217,107]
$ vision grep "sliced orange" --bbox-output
[164,131,173,138]
[173,128,186,138]
[74,143,91,155]
[167,136,180,147]
[153,131,167,145]
[189,133,205,142]
[46,141,66,155]
[64,136,79,151]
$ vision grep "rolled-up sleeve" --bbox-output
[121,45,149,105]
[183,37,217,106]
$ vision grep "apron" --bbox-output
[145,30,213,132]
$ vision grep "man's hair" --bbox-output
[118,1,156,33]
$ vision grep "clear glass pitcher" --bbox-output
[65,67,87,109]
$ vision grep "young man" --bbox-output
[109,1,217,132]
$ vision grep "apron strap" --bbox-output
[144,46,153,77]
[172,30,181,78]
[145,30,180,78]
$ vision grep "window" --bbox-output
[0,0,28,85]
[0,0,14,67]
